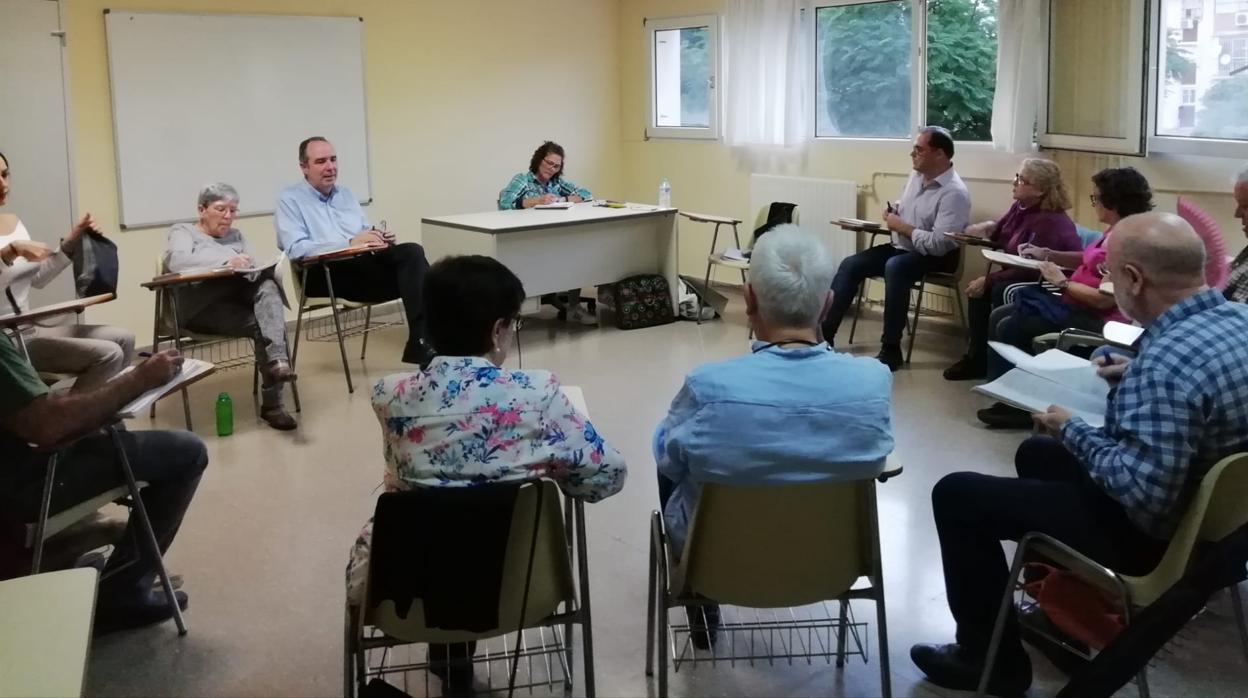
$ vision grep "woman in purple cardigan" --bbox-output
[944,158,1083,380]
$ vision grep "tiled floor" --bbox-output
[82,294,1248,697]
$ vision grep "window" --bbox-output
[646,15,719,139]
[813,0,997,141]
[1150,0,1248,156]
[1040,0,1147,155]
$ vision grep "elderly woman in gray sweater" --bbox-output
[164,183,296,430]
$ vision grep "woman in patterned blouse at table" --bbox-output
[345,254,627,607]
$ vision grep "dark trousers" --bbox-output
[964,280,1011,362]
[822,244,958,347]
[302,243,429,356]
[1,429,207,603]
[932,436,1166,661]
[986,302,1106,380]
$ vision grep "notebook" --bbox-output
[115,359,216,418]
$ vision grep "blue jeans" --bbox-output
[822,244,958,347]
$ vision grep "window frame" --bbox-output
[1037,0,1148,156]
[644,14,720,140]
[1146,0,1248,159]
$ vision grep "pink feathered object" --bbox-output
[1177,197,1229,289]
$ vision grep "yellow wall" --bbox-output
[65,0,622,339]
[618,0,1246,292]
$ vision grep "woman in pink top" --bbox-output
[978,167,1153,429]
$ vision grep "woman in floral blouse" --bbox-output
[346,255,627,605]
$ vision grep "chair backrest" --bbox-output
[750,202,799,248]
[1123,452,1248,607]
[365,480,575,643]
[1075,225,1104,249]
[674,478,879,608]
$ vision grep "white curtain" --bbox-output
[723,0,811,149]
[990,0,1048,153]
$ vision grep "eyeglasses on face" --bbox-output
[1013,173,1032,186]
[541,158,563,170]
[1089,194,1102,206]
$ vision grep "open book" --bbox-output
[114,358,215,418]
[973,342,1109,427]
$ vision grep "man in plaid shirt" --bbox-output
[912,212,1248,695]
[1221,164,1248,304]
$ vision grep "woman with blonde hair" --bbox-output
[944,158,1083,381]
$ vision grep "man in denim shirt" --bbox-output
[654,224,895,647]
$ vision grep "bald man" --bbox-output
[911,212,1248,695]
[1220,164,1248,303]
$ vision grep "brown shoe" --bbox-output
[260,406,298,431]
[265,359,297,383]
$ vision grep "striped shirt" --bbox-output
[1062,289,1248,538]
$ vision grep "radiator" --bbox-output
[748,174,858,265]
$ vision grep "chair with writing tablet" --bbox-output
[682,205,799,326]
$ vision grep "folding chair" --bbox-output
[290,249,403,395]
[645,461,901,698]
[344,480,596,697]
[144,257,300,430]
[977,452,1248,698]
[27,425,187,635]
[848,233,967,365]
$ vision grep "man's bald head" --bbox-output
[1109,212,1206,289]
[1108,212,1208,324]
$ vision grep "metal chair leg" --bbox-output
[835,599,849,667]
[106,425,187,635]
[906,279,925,365]
[849,279,868,344]
[1232,582,1248,665]
[975,541,1029,697]
[291,267,309,371]
[322,265,355,394]
[575,501,596,698]
[30,452,58,575]
[876,590,893,698]
[657,544,669,698]
[955,286,968,331]
[645,513,658,677]
[360,305,372,360]
[167,294,193,430]
[149,291,163,420]
[732,223,746,285]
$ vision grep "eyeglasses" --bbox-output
[1089,194,1101,206]
[1013,173,1031,186]
[541,158,563,171]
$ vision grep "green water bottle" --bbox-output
[215,392,234,436]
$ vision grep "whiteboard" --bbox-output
[104,11,371,228]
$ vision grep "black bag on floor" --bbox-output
[609,274,675,330]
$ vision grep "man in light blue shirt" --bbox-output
[820,126,972,371]
[275,137,432,365]
[653,224,895,647]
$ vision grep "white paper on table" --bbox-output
[114,358,215,418]
[534,202,574,210]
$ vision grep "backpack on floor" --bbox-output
[610,274,675,330]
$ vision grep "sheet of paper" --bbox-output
[981,248,1045,270]
[835,217,883,229]
[561,385,589,418]
[114,358,215,418]
[973,368,1106,428]
[534,202,574,210]
[722,247,748,262]
[1103,321,1143,347]
[987,343,1110,399]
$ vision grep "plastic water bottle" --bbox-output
[658,178,672,208]
[215,392,234,436]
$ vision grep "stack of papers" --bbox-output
[973,343,1109,427]
[722,248,749,262]
[114,358,215,418]
[835,217,884,229]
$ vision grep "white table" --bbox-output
[421,203,680,310]
[0,568,97,698]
